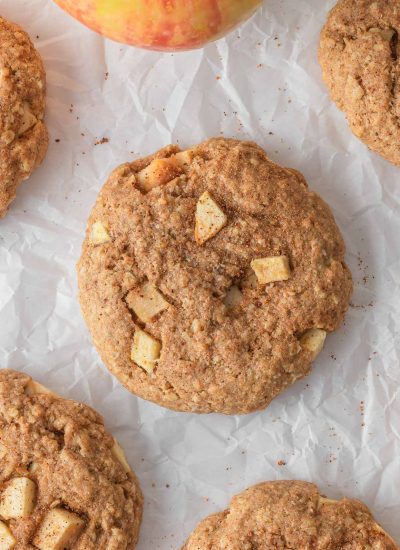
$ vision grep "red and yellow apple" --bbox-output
[53,0,263,51]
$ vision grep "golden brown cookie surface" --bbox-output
[319,0,400,166]
[0,369,143,549]
[0,17,48,218]
[182,481,398,550]
[78,138,352,414]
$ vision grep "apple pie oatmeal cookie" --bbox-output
[319,0,400,166]
[0,369,143,549]
[0,17,48,218]
[182,480,398,549]
[77,138,352,415]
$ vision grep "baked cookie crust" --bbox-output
[0,369,143,549]
[0,17,48,218]
[182,480,398,549]
[319,0,400,166]
[78,138,352,415]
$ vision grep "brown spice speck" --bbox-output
[95,137,110,145]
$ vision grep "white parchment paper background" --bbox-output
[1,0,399,547]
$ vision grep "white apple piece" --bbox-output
[29,462,39,474]
[318,496,338,506]
[0,521,15,550]
[195,191,227,245]
[131,327,161,374]
[250,255,291,285]
[126,283,169,324]
[90,221,111,245]
[111,440,131,473]
[0,477,36,519]
[137,158,182,192]
[300,329,327,360]
[33,508,84,550]
[174,149,195,168]
[18,102,37,136]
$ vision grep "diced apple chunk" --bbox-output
[195,191,227,245]
[0,477,36,519]
[251,256,291,285]
[111,440,131,473]
[25,380,55,396]
[174,149,195,168]
[33,508,84,550]
[137,158,182,192]
[318,496,337,506]
[126,283,169,323]
[0,521,15,550]
[131,327,161,374]
[29,462,39,474]
[223,286,243,308]
[90,221,111,245]
[300,329,327,360]
[18,102,37,136]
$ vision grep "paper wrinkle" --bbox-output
[0,0,399,548]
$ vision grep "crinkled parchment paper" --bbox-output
[1,0,399,547]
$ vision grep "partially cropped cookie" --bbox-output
[0,369,143,549]
[0,17,48,218]
[319,0,400,166]
[78,138,352,415]
[182,481,398,549]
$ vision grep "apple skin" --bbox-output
[53,0,263,51]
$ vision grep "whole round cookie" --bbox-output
[0,17,48,218]
[319,0,400,166]
[182,480,398,549]
[78,138,352,415]
[0,369,143,549]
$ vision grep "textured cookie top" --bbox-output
[182,480,398,550]
[319,0,400,166]
[0,369,143,550]
[0,17,48,218]
[78,138,352,415]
